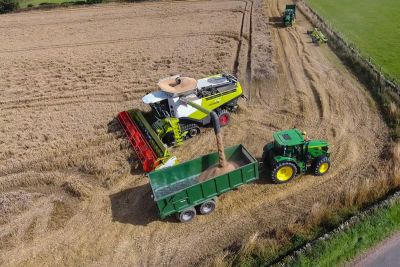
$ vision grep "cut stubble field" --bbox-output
[0,0,389,266]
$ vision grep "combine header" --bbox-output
[118,73,243,172]
[117,110,175,172]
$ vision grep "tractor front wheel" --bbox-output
[271,162,297,184]
[312,156,330,176]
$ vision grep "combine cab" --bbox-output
[118,73,243,172]
[307,28,328,44]
[283,4,296,27]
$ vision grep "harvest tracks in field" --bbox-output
[0,0,388,266]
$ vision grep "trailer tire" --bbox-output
[199,200,216,215]
[178,208,196,223]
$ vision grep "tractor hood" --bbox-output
[142,91,170,104]
[307,140,329,148]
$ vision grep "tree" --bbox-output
[0,0,19,14]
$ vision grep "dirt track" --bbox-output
[0,0,388,266]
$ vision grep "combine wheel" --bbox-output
[217,110,230,127]
[178,208,196,223]
[198,200,216,215]
[271,162,297,184]
[312,156,330,176]
[188,126,201,138]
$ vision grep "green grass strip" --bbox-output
[286,200,400,267]
[306,0,400,82]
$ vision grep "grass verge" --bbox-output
[284,198,400,266]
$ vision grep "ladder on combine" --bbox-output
[168,118,184,145]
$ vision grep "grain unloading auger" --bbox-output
[118,73,243,172]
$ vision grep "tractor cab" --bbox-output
[263,128,330,183]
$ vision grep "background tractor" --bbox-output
[263,128,330,183]
[283,4,296,27]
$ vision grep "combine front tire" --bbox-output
[271,162,297,184]
[188,126,201,138]
[178,208,196,223]
[312,156,330,176]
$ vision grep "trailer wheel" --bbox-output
[178,208,196,223]
[199,200,216,215]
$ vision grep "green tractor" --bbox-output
[283,4,296,27]
[263,128,331,183]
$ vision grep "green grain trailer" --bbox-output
[149,144,259,222]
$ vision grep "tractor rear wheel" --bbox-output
[178,208,196,223]
[271,162,297,184]
[312,156,330,176]
[217,110,230,127]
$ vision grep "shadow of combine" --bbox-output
[107,116,123,136]
[107,116,144,176]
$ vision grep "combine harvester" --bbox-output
[282,4,296,27]
[308,28,328,44]
[118,73,243,172]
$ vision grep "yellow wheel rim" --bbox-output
[319,163,329,174]
[276,166,294,181]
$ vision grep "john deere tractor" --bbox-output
[283,4,296,27]
[263,128,330,183]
